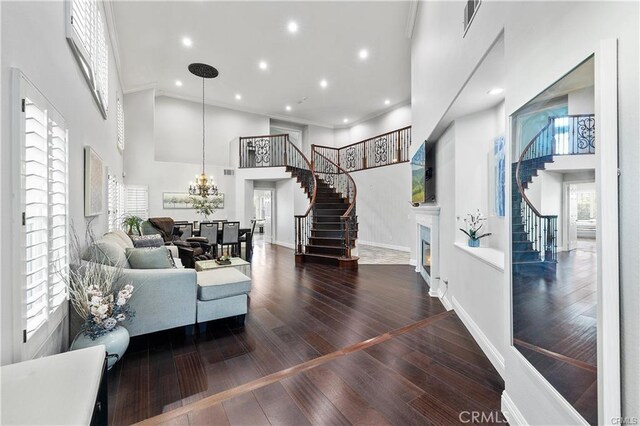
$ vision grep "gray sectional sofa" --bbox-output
[78,230,251,338]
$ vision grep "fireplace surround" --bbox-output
[413,205,440,297]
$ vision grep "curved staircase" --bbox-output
[513,114,595,275]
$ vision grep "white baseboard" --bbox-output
[357,240,411,252]
[452,296,505,376]
[501,391,527,426]
[437,287,453,311]
[274,241,294,249]
[409,258,417,266]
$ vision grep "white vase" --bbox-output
[71,326,130,370]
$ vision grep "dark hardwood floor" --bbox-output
[108,243,505,425]
[512,239,597,425]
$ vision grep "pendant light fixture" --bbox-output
[188,63,219,198]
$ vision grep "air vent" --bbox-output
[463,0,481,36]
[224,169,235,176]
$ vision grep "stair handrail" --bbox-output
[514,117,558,262]
[312,145,357,258]
[515,117,554,218]
[313,126,412,172]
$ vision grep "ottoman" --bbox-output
[196,268,251,326]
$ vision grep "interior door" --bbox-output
[567,184,578,251]
[263,193,272,243]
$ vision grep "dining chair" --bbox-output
[199,222,219,257]
[239,219,257,261]
[221,221,240,257]
[174,222,193,239]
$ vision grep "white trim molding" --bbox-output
[274,241,295,250]
[453,296,505,375]
[501,392,527,426]
[595,38,621,425]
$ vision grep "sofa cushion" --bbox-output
[102,233,129,251]
[112,230,135,248]
[197,269,251,301]
[131,235,164,248]
[126,247,175,269]
[83,240,130,268]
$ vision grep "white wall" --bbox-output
[124,92,269,223]
[1,1,124,364]
[568,86,595,115]
[337,103,413,250]
[412,1,639,422]
[433,125,456,287]
[454,102,506,251]
[345,104,411,143]
[155,96,267,167]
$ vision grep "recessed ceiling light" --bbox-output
[287,21,298,34]
[182,37,192,47]
[359,49,369,60]
[285,105,292,111]
[343,118,349,123]
[488,88,504,95]
[320,79,328,89]
[384,99,390,105]
[235,94,242,100]
[258,60,268,70]
[175,80,183,87]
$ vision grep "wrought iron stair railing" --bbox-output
[311,146,358,258]
[239,134,317,255]
[514,114,595,265]
[313,126,411,173]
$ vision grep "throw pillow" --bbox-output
[131,235,164,248]
[126,247,175,269]
[83,241,130,268]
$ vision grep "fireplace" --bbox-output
[422,240,431,276]
[414,205,440,297]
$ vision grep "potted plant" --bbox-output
[190,195,222,222]
[63,228,136,369]
[459,209,492,247]
[121,215,143,236]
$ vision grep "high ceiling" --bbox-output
[110,1,412,128]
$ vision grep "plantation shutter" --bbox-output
[116,96,124,152]
[23,98,50,337]
[48,117,69,311]
[19,75,70,350]
[68,0,109,116]
[108,172,124,232]
[125,185,148,220]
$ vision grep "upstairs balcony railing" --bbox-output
[313,126,411,173]
[515,114,595,263]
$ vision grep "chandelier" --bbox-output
[188,63,219,198]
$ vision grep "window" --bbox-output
[463,0,481,35]
[107,172,124,232]
[116,95,124,152]
[66,0,109,118]
[13,71,69,359]
[124,185,149,220]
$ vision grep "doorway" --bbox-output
[253,189,273,244]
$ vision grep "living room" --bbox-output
[1,1,638,425]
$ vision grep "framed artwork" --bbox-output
[84,146,103,216]
[493,136,505,216]
[163,192,224,209]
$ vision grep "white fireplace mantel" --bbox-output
[413,205,441,298]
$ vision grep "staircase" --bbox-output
[513,114,595,275]
[239,134,359,268]
[239,127,412,269]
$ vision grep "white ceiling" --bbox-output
[110,1,412,128]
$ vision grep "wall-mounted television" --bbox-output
[411,141,436,203]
